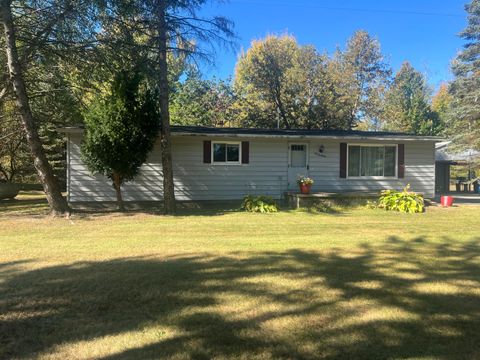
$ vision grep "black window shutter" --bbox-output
[398,144,405,178]
[339,143,347,178]
[203,141,211,163]
[241,141,250,164]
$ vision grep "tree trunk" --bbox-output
[0,0,69,216]
[274,86,290,129]
[112,172,124,211]
[156,1,176,214]
[349,96,360,130]
[276,97,290,129]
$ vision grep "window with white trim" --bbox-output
[212,142,241,164]
[348,145,397,178]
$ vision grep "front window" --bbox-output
[348,145,397,177]
[212,142,241,164]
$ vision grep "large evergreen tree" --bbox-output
[448,0,480,151]
[0,0,101,215]
[97,0,235,214]
[0,0,234,215]
[81,71,159,211]
[0,0,82,215]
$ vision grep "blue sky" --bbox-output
[199,0,468,89]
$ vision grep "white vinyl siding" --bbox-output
[308,140,435,198]
[67,134,436,202]
[67,134,287,202]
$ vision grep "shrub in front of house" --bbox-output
[378,185,424,214]
[241,195,278,213]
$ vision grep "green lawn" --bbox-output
[1,193,480,359]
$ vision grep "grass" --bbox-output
[1,193,480,359]
[0,191,50,216]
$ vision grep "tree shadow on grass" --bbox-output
[0,194,242,219]
[0,197,50,217]
[2,192,351,219]
[72,202,242,220]
[1,238,480,359]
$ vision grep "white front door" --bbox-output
[288,143,309,190]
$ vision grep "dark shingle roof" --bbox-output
[171,126,441,141]
[58,125,442,141]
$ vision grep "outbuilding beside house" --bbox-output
[435,141,480,193]
[59,126,440,203]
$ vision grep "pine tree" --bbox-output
[448,0,480,151]
[81,71,160,211]
[0,0,70,215]
[99,0,235,214]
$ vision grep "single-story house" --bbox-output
[59,126,440,203]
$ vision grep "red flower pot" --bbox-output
[299,183,312,194]
[440,195,454,207]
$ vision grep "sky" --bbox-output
[198,0,469,89]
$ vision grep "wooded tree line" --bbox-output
[0,0,234,214]
[0,0,479,215]
[173,32,448,135]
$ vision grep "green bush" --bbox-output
[241,195,278,213]
[378,185,424,213]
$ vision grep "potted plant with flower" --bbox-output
[297,176,314,194]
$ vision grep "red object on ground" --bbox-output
[440,195,454,207]
[299,183,312,194]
